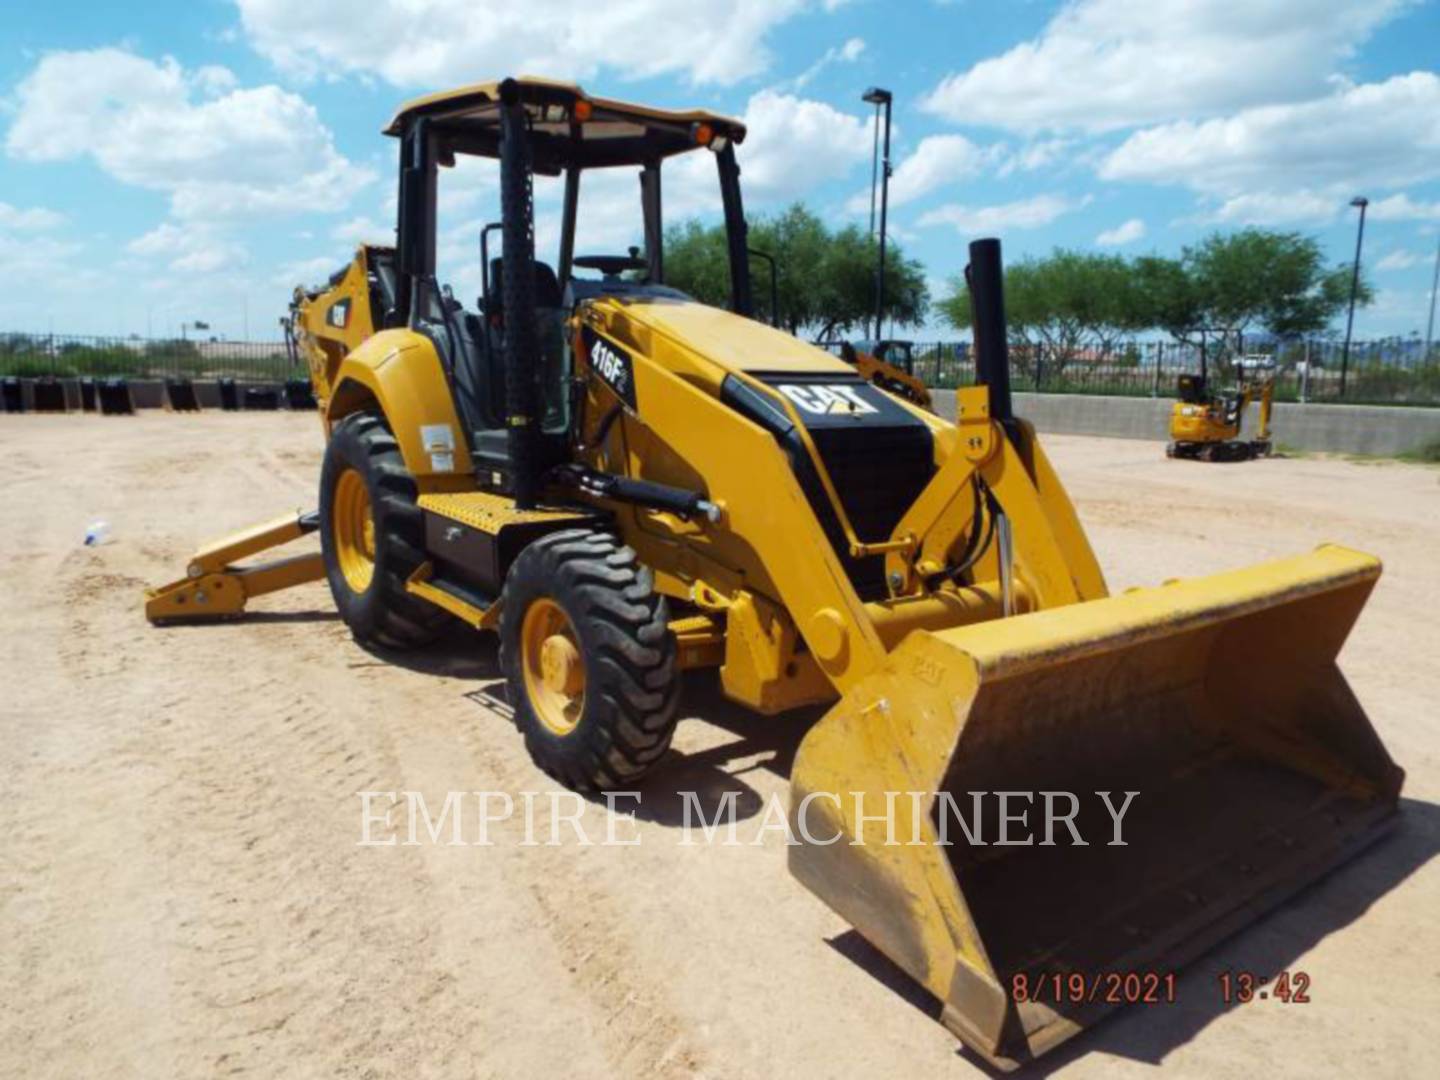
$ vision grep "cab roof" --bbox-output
[384,76,746,173]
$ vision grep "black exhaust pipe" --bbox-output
[498,78,542,509]
[967,238,1013,425]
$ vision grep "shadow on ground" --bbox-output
[437,655,825,826]
[628,671,826,826]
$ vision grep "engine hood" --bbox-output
[618,297,853,376]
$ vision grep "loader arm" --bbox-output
[578,301,1109,708]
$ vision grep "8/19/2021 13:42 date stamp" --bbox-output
[1009,970,1313,1006]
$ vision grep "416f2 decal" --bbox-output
[582,326,637,409]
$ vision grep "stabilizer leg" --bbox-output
[144,511,326,623]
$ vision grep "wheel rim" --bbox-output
[520,597,586,736]
[332,467,376,593]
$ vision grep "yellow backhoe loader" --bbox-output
[1168,354,1276,461]
[144,78,1403,1068]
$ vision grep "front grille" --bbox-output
[810,423,933,598]
[721,372,935,600]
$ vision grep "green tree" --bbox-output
[661,219,730,309]
[940,250,1148,374]
[663,203,928,338]
[940,231,1373,376]
[1131,254,1207,346]
[1187,228,1367,344]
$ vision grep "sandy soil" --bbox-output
[1,412,1436,1079]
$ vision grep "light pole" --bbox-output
[863,87,892,341]
[866,100,880,240]
[1340,195,1368,397]
[1426,235,1439,361]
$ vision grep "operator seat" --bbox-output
[481,259,565,426]
[468,259,567,480]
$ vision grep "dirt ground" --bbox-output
[2,412,1436,1079]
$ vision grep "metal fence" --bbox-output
[4,330,1438,407]
[909,338,1440,406]
[0,332,294,382]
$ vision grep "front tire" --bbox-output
[499,529,680,791]
[319,411,447,648]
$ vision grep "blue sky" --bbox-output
[2,0,1438,340]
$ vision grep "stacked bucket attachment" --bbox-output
[98,378,135,415]
[788,240,1403,1068]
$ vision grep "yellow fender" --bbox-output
[325,328,475,485]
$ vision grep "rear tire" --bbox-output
[499,529,680,791]
[320,411,447,648]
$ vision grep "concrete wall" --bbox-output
[931,389,1440,457]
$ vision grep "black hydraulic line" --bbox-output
[583,404,623,455]
[923,475,996,591]
[552,464,719,521]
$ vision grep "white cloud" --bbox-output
[5,48,374,223]
[847,134,997,212]
[918,193,1090,234]
[0,202,65,231]
[0,233,83,284]
[921,0,1411,133]
[788,36,867,90]
[331,216,393,245]
[1205,191,1344,227]
[683,90,871,205]
[996,138,1075,178]
[1369,193,1440,223]
[274,255,346,289]
[128,222,249,275]
[1098,73,1440,224]
[1095,218,1145,246]
[235,0,814,87]
[1376,250,1424,272]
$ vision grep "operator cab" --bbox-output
[384,77,750,497]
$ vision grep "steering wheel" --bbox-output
[574,254,648,279]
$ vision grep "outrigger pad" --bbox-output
[789,544,1402,1069]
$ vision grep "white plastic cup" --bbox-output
[83,520,112,547]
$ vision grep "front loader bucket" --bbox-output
[789,545,1402,1069]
